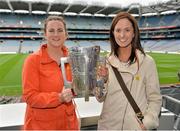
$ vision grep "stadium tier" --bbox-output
[0,12,179,53]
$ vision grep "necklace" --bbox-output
[120,60,130,67]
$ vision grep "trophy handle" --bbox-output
[60,57,72,88]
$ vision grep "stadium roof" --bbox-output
[0,0,179,16]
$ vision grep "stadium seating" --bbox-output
[0,12,179,53]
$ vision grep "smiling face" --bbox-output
[113,18,134,48]
[44,20,67,48]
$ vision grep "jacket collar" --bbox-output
[39,44,69,65]
[108,49,145,75]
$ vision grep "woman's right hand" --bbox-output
[97,65,108,83]
[59,88,73,103]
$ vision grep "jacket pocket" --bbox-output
[65,105,78,129]
[33,108,58,121]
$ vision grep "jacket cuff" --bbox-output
[143,113,159,129]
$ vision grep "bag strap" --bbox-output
[111,65,144,122]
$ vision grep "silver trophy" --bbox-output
[60,45,104,101]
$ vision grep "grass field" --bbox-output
[149,53,180,85]
[0,53,180,96]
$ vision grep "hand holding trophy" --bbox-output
[97,56,108,83]
[94,56,108,101]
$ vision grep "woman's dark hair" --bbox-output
[109,12,145,63]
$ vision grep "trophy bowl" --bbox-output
[61,45,104,101]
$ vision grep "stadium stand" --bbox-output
[0,12,179,53]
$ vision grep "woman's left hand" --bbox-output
[59,88,73,103]
[136,117,147,130]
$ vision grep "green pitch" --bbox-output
[148,53,180,85]
[0,53,180,96]
[0,54,28,96]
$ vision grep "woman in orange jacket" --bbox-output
[22,16,79,130]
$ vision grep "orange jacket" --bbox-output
[22,44,79,130]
